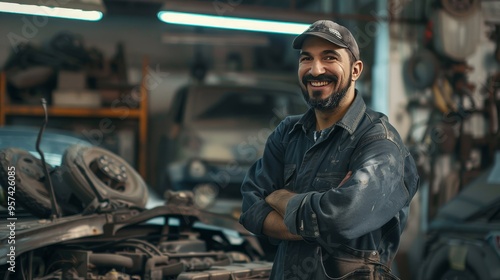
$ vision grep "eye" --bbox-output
[299,56,312,62]
[324,56,337,61]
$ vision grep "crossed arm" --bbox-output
[262,171,352,241]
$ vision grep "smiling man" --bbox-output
[239,20,420,279]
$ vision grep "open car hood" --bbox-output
[0,199,249,264]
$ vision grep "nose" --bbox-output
[310,60,326,77]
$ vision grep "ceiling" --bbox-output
[100,0,423,26]
[102,0,319,18]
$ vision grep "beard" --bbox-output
[301,72,352,112]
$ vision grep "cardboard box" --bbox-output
[52,90,101,108]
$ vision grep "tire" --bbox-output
[0,148,53,218]
[418,242,491,280]
[61,144,148,211]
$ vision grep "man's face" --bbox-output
[297,36,354,112]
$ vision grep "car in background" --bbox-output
[156,76,308,219]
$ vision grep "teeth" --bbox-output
[310,81,330,87]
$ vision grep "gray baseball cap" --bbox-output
[293,20,360,61]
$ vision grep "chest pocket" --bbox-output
[312,172,346,192]
[283,164,296,190]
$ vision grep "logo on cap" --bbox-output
[329,28,342,39]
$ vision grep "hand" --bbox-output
[265,189,295,217]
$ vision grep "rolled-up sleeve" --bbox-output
[239,196,275,235]
[283,138,414,241]
[283,193,319,238]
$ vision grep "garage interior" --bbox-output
[0,0,499,279]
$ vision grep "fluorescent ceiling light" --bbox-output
[0,0,104,21]
[158,11,309,35]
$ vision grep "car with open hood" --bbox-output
[0,123,272,279]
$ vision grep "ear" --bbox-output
[351,60,363,81]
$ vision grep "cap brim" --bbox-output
[292,31,348,50]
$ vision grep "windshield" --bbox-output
[184,86,307,127]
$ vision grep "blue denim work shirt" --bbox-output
[239,92,419,280]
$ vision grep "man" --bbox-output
[239,20,419,280]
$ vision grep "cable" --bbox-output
[45,260,76,275]
[125,239,163,256]
[113,243,155,258]
[36,98,61,218]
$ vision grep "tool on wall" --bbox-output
[405,49,441,90]
[404,0,495,221]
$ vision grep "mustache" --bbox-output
[302,74,338,87]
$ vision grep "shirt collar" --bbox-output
[290,90,366,135]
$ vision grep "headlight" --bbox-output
[193,183,218,209]
[189,160,207,178]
